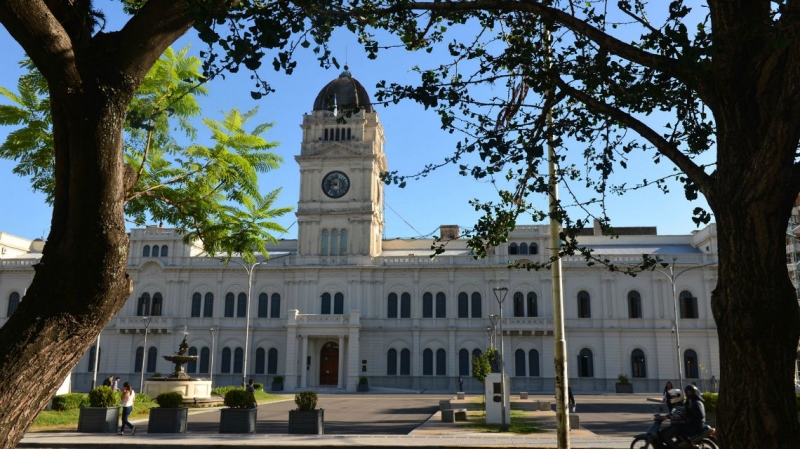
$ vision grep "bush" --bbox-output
[211,386,237,398]
[701,392,718,412]
[51,393,89,411]
[359,377,368,385]
[135,393,154,406]
[224,389,253,409]
[254,383,263,391]
[295,391,318,411]
[155,392,184,408]
[272,376,284,384]
[88,386,119,407]
[617,374,630,384]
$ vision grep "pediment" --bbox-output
[309,143,361,157]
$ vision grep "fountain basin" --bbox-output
[144,377,212,399]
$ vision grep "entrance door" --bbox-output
[319,342,339,385]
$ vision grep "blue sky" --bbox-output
[0,4,713,242]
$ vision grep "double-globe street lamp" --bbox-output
[492,287,509,432]
[652,257,717,390]
[139,316,153,393]
[209,327,218,386]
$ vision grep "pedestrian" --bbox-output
[118,382,136,435]
[102,375,113,388]
[458,376,464,392]
[710,375,717,393]
[245,378,257,409]
[112,376,120,392]
[568,386,576,413]
[662,381,674,411]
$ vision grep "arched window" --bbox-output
[515,349,526,376]
[684,349,699,378]
[578,348,594,377]
[188,347,198,373]
[87,345,101,372]
[527,292,538,317]
[509,243,518,255]
[435,292,446,318]
[221,347,232,373]
[151,292,163,316]
[147,347,158,373]
[321,293,332,314]
[459,349,470,376]
[513,292,524,317]
[135,347,144,373]
[191,292,202,317]
[203,293,214,317]
[519,242,529,255]
[334,292,344,314]
[628,291,642,318]
[7,292,20,317]
[422,292,433,318]
[530,242,539,255]
[528,349,540,377]
[458,292,469,318]
[321,230,329,256]
[233,347,244,374]
[258,293,268,318]
[471,292,482,318]
[436,349,447,376]
[400,293,411,318]
[255,348,266,374]
[473,348,482,359]
[388,293,398,318]
[577,290,591,318]
[142,245,150,257]
[400,349,411,375]
[680,291,698,319]
[631,349,646,378]
[330,229,339,256]
[268,348,278,374]
[137,293,150,316]
[224,293,235,317]
[422,349,433,375]
[387,348,398,375]
[200,347,210,373]
[324,129,328,140]
[236,293,247,317]
[340,229,347,255]
[152,245,160,257]
[160,245,168,257]
[270,293,281,318]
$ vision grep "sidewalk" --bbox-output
[17,394,637,449]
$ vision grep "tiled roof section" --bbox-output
[312,67,374,113]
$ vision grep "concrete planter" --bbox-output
[219,408,257,434]
[288,409,324,434]
[357,383,369,392]
[615,383,634,394]
[148,407,188,433]
[271,382,284,392]
[77,406,119,433]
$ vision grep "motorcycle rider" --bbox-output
[663,384,706,448]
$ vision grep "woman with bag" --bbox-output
[118,382,136,435]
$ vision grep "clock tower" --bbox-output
[295,68,386,258]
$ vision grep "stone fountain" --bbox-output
[143,334,212,399]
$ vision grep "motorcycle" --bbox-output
[630,414,718,449]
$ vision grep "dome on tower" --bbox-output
[312,66,374,113]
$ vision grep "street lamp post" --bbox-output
[653,257,717,390]
[209,327,218,386]
[90,333,101,390]
[492,288,509,432]
[139,316,153,393]
[489,314,499,351]
[223,259,268,387]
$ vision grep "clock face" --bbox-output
[322,171,350,198]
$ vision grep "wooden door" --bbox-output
[319,342,339,385]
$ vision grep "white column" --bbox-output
[300,335,309,388]
[338,335,345,388]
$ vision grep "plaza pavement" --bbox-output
[17,393,654,449]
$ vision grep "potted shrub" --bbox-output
[77,386,120,433]
[288,391,324,434]
[148,392,188,434]
[271,376,284,392]
[615,374,633,393]
[357,376,369,392]
[219,389,257,434]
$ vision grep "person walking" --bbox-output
[245,378,257,409]
[458,376,464,392]
[662,381,675,411]
[102,375,113,388]
[118,382,136,435]
[112,376,120,392]
[568,386,576,413]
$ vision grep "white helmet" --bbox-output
[668,388,684,404]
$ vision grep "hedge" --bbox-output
[702,393,800,413]
[51,393,89,411]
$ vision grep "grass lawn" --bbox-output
[466,409,545,434]
[28,390,289,432]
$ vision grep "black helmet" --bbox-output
[684,384,700,397]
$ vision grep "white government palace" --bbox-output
[0,70,722,394]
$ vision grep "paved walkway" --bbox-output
[18,394,639,449]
